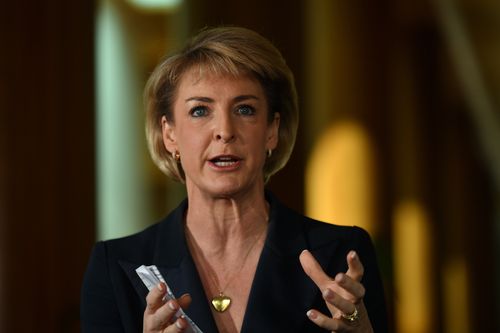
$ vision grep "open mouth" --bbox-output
[209,155,241,168]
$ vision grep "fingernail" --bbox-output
[179,293,191,301]
[157,283,164,292]
[335,273,345,282]
[307,310,317,319]
[168,301,178,311]
[175,319,184,329]
[350,251,357,259]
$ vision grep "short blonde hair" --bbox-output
[144,26,299,182]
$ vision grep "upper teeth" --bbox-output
[213,157,237,166]
[214,160,236,166]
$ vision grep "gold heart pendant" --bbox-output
[211,294,231,312]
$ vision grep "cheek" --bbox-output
[249,136,268,162]
[177,133,207,164]
[180,139,201,155]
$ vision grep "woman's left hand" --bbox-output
[299,249,374,332]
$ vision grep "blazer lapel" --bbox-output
[119,199,219,333]
[118,260,150,307]
[241,194,340,333]
[156,256,218,333]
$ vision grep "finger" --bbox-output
[306,309,350,331]
[145,283,167,314]
[345,251,364,282]
[299,250,332,289]
[149,299,180,329]
[145,295,192,332]
[322,288,358,318]
[334,273,366,301]
[164,316,188,333]
[177,293,192,310]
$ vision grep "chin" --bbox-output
[205,178,255,199]
[209,184,245,198]
[187,172,263,199]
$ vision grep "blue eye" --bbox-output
[236,105,255,116]
[190,106,208,117]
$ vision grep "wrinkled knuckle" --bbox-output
[153,315,171,332]
[353,272,363,282]
[146,300,157,312]
[359,284,366,299]
[145,290,156,305]
[322,291,334,304]
[317,316,337,330]
[314,315,327,326]
[159,319,171,330]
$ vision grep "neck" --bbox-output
[184,185,269,257]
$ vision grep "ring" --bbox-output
[341,306,359,322]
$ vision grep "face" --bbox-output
[162,67,280,199]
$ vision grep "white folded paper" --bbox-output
[136,265,203,333]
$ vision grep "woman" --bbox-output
[81,26,388,333]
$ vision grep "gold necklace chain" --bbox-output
[185,224,266,312]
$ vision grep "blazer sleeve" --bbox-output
[81,241,125,333]
[353,226,389,333]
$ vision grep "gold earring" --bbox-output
[267,149,272,158]
[172,150,180,161]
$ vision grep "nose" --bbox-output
[214,112,235,143]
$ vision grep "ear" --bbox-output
[266,112,280,150]
[161,116,178,154]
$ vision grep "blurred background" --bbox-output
[1,0,499,332]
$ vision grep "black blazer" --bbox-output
[81,193,388,332]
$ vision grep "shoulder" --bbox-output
[82,221,164,295]
[302,213,371,242]
[96,222,161,263]
[81,200,186,316]
[94,198,188,264]
[302,215,374,264]
[266,191,375,268]
[81,211,180,332]
[271,193,372,248]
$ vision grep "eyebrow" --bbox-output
[185,95,260,103]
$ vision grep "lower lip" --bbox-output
[208,160,242,171]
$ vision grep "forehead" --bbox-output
[175,65,264,96]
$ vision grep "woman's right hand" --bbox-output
[143,283,192,333]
